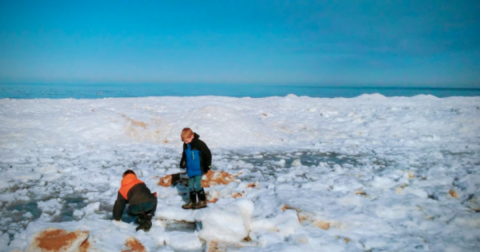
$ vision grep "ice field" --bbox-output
[0,94,479,251]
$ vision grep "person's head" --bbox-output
[181,128,194,144]
[123,169,136,178]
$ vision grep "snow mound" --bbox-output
[195,199,254,243]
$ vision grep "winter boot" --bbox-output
[182,191,197,209]
[142,213,153,232]
[136,213,152,232]
[196,189,207,209]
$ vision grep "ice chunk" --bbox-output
[403,187,428,198]
[0,233,9,249]
[376,205,410,219]
[37,198,63,214]
[83,202,100,214]
[157,206,197,222]
[251,209,300,238]
[371,176,396,189]
[73,209,83,218]
[0,180,10,190]
[112,220,131,229]
[0,193,15,202]
[196,199,254,243]
[291,159,302,167]
[253,231,283,247]
[166,231,202,251]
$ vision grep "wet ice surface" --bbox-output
[1,144,479,251]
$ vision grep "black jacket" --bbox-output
[180,133,212,174]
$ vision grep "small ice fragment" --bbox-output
[167,231,202,250]
[291,159,302,167]
[73,209,83,217]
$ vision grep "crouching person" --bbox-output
[113,169,157,232]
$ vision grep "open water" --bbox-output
[1,83,479,99]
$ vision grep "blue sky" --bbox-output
[0,0,479,86]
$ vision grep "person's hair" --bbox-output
[181,128,193,141]
[123,169,136,177]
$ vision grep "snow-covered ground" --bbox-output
[0,94,479,251]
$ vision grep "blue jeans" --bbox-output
[127,198,157,216]
[189,175,203,192]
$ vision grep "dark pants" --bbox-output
[127,198,157,217]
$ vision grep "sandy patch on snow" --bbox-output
[122,237,146,252]
[26,228,89,252]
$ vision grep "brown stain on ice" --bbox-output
[449,189,459,198]
[396,187,403,194]
[281,204,337,230]
[281,205,307,222]
[79,239,90,252]
[158,171,253,204]
[314,221,331,230]
[121,114,165,143]
[232,193,243,198]
[208,198,219,203]
[207,240,243,252]
[407,171,416,179]
[207,241,221,252]
[201,170,242,188]
[122,114,148,128]
[355,189,367,196]
[157,170,241,188]
[281,204,299,212]
[396,184,408,194]
[298,214,309,222]
[158,174,173,187]
[122,237,146,252]
[33,228,89,252]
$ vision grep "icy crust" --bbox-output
[0,95,479,150]
[0,147,479,251]
[0,95,479,251]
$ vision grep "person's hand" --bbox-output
[112,219,129,229]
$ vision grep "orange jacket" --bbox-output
[113,174,157,220]
[119,174,144,200]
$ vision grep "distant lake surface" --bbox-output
[1,83,479,99]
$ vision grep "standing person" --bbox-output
[113,169,157,232]
[180,128,212,209]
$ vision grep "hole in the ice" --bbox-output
[98,201,113,212]
[465,194,475,201]
[428,194,438,201]
[51,197,88,222]
[2,201,42,239]
[6,201,41,218]
[164,220,197,232]
[229,151,367,171]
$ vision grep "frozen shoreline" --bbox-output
[1,94,479,251]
